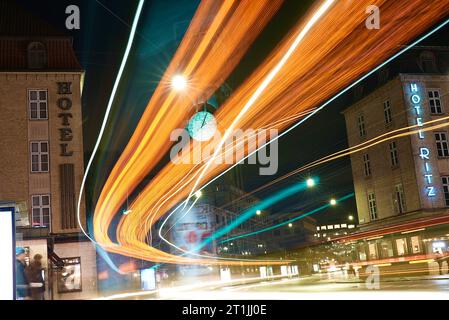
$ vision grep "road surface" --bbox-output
[154,275,449,300]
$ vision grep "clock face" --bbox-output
[187,111,217,142]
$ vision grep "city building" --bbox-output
[314,222,356,242]
[264,212,317,251]
[0,2,97,299]
[167,183,272,260]
[338,47,449,267]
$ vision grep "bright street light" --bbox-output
[348,215,354,221]
[306,178,316,188]
[171,74,187,91]
[195,190,202,199]
[288,223,293,228]
[256,210,262,216]
[330,199,337,206]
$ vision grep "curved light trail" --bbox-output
[92,0,287,266]
[210,114,449,214]
[219,193,354,244]
[89,0,449,266]
[77,0,145,245]
[184,0,336,205]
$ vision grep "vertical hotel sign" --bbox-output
[57,82,74,157]
[410,83,436,197]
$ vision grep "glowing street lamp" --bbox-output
[195,190,203,199]
[330,199,337,206]
[348,215,354,221]
[306,178,316,188]
[171,74,187,91]
[256,210,262,216]
[288,223,293,228]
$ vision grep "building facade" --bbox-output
[339,47,449,267]
[0,2,97,299]
[314,222,356,242]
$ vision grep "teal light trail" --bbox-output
[192,178,320,252]
[219,193,355,244]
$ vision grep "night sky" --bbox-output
[14,0,449,225]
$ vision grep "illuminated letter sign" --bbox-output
[0,207,15,300]
[411,83,435,197]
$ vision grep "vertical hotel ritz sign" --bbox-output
[410,83,436,197]
[57,82,74,157]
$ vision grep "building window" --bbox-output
[420,51,437,73]
[30,141,49,172]
[383,100,392,124]
[396,238,408,256]
[29,90,48,120]
[368,243,378,260]
[428,90,443,114]
[442,176,449,206]
[357,115,366,138]
[394,184,406,214]
[368,192,377,221]
[363,153,371,177]
[27,42,47,69]
[389,141,399,167]
[411,236,421,254]
[31,195,51,228]
[380,240,394,258]
[435,132,449,157]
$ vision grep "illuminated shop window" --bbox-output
[368,243,378,260]
[380,240,394,258]
[435,132,449,157]
[428,90,443,115]
[396,238,408,256]
[411,236,421,254]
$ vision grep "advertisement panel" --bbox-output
[171,204,216,278]
[0,207,15,300]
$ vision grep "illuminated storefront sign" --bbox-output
[0,207,15,300]
[411,83,436,197]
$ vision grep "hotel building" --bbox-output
[338,47,449,270]
[0,2,97,299]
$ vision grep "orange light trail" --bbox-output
[92,0,449,266]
